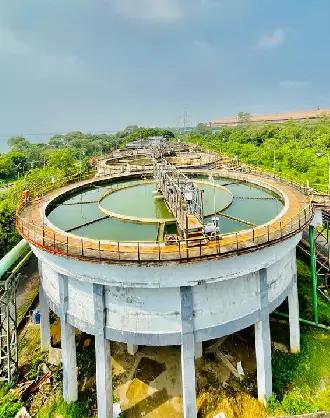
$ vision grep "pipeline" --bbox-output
[0,239,30,280]
[273,311,330,331]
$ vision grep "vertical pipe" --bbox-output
[309,225,319,325]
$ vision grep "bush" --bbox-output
[0,401,23,418]
[281,387,318,415]
[37,396,91,418]
[26,352,48,380]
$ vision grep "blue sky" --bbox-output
[0,0,329,138]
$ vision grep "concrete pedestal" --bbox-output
[194,342,203,359]
[59,274,78,403]
[93,284,113,418]
[255,317,272,403]
[255,268,272,404]
[38,262,51,350]
[288,273,300,353]
[127,344,138,355]
[180,286,197,418]
[39,284,51,349]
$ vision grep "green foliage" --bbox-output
[281,387,319,415]
[269,254,330,416]
[0,150,27,179]
[296,258,330,326]
[188,118,330,192]
[120,127,174,144]
[0,209,20,258]
[77,346,96,378]
[270,328,330,415]
[0,400,23,418]
[37,396,91,418]
[237,112,251,123]
[26,352,48,381]
[7,136,30,151]
[44,148,77,175]
[0,382,23,418]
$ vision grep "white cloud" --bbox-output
[112,0,183,23]
[279,80,309,89]
[256,28,286,50]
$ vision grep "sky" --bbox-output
[0,0,330,144]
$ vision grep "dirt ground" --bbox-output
[111,331,267,418]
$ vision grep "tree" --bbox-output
[7,136,30,151]
[195,123,211,135]
[237,112,252,124]
[44,149,76,175]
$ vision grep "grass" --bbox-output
[296,257,330,326]
[37,396,92,418]
[17,284,39,324]
[268,255,330,415]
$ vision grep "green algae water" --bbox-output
[47,176,283,242]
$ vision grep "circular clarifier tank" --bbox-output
[17,149,315,416]
[46,175,284,242]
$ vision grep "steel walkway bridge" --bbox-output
[153,160,205,240]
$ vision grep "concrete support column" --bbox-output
[93,284,113,418]
[288,272,300,353]
[255,268,272,404]
[180,286,197,418]
[38,262,51,350]
[59,274,78,403]
[127,344,138,355]
[194,341,203,359]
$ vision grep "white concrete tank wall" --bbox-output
[35,232,301,345]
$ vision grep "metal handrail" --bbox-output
[16,184,314,263]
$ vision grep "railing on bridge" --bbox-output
[153,160,204,238]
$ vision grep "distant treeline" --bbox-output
[0,127,174,257]
[189,117,330,192]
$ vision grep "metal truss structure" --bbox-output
[0,272,19,382]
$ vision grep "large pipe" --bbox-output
[0,239,30,280]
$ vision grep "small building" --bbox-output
[125,136,168,150]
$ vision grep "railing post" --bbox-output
[236,233,239,251]
[267,225,270,242]
[252,228,255,244]
[117,242,120,261]
[98,240,101,261]
[53,232,56,251]
[43,228,45,247]
[81,239,84,257]
[137,242,140,263]
[178,240,182,259]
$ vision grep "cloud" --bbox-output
[256,28,286,49]
[112,0,183,23]
[279,80,309,89]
